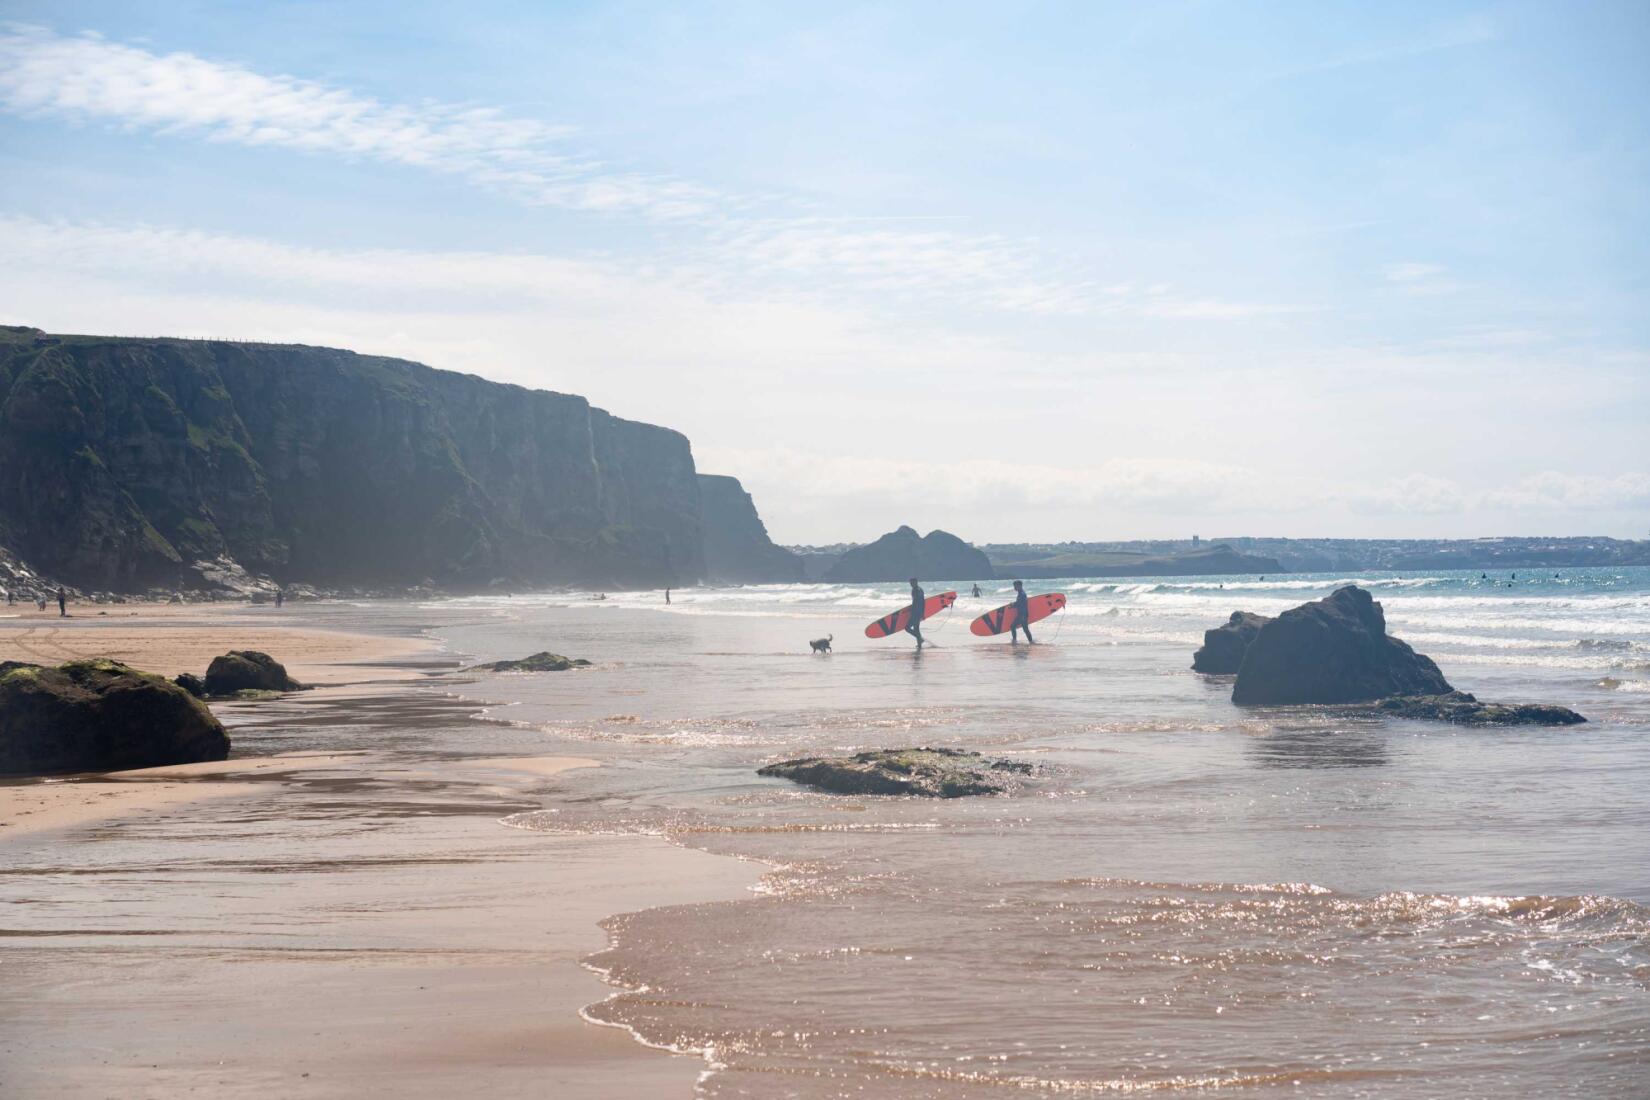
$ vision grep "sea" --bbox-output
[310,568,1650,1096]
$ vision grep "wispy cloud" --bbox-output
[0,26,1304,322]
[0,214,636,306]
[0,24,718,219]
[1382,261,1465,296]
[718,218,1298,318]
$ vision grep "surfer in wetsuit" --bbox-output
[1010,580,1035,645]
[971,584,982,598]
[906,577,925,648]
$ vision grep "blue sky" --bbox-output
[0,1,1645,542]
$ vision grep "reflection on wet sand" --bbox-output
[0,680,759,1100]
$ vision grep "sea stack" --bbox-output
[823,526,994,583]
[1192,611,1273,674]
[1232,585,1452,705]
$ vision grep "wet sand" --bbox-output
[0,752,362,838]
[0,609,763,1099]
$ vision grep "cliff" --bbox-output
[0,327,718,590]
[823,526,994,583]
[697,475,804,583]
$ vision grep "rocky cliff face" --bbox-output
[824,526,994,583]
[0,328,715,590]
[697,475,804,583]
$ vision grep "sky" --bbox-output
[0,1,1646,545]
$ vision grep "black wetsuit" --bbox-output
[1012,588,1034,644]
[906,585,925,647]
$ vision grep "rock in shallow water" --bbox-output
[758,747,1034,798]
[203,650,305,695]
[1367,692,1586,727]
[1232,585,1452,705]
[469,651,591,673]
[0,658,229,776]
[1192,611,1273,674]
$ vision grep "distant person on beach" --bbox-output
[906,577,926,649]
[971,584,981,598]
[1010,580,1035,645]
[56,586,66,617]
[665,588,671,605]
[4,589,11,605]
[275,588,284,608]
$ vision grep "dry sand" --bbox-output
[0,601,435,683]
[0,609,760,1099]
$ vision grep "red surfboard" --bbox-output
[865,591,958,639]
[970,592,1066,636]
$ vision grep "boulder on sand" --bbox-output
[1192,611,1273,674]
[1232,585,1452,705]
[0,658,229,776]
[758,747,1033,798]
[468,651,591,673]
[203,650,304,695]
[1368,692,1586,727]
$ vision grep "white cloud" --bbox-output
[0,24,718,219]
[1351,474,1467,514]
[1482,471,1650,512]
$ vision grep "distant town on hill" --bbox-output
[979,535,1650,573]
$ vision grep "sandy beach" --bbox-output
[0,601,434,684]
[0,605,762,1099]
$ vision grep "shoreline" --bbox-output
[0,607,763,1099]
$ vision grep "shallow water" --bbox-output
[370,570,1649,1094]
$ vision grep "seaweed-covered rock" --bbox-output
[203,650,303,694]
[1192,611,1273,674]
[173,672,207,698]
[0,658,229,776]
[1368,692,1586,727]
[1232,585,1452,705]
[758,747,1033,798]
[469,651,591,673]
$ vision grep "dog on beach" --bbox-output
[809,634,833,654]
